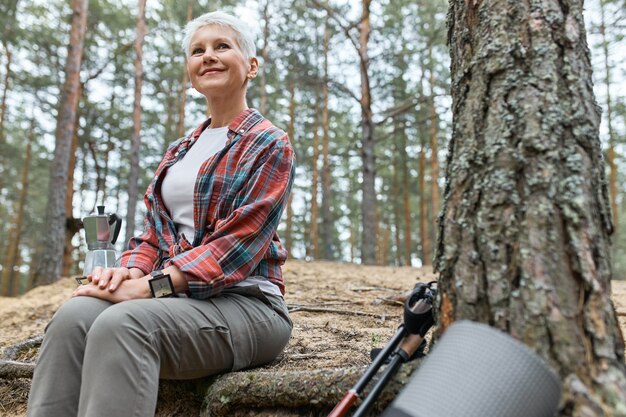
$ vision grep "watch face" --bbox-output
[150,274,174,298]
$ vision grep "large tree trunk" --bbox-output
[359,0,376,265]
[125,0,147,245]
[1,121,33,296]
[437,0,626,414]
[320,20,333,260]
[34,0,88,285]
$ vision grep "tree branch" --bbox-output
[84,43,133,83]
[307,0,361,53]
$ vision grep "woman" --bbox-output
[27,11,294,417]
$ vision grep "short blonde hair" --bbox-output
[182,11,256,59]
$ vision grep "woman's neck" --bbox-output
[206,95,248,128]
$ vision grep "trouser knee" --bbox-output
[85,301,154,350]
[45,296,111,339]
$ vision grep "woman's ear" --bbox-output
[247,57,259,79]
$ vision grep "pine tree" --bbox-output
[34,0,89,284]
[437,0,626,412]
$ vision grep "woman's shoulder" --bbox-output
[245,117,290,148]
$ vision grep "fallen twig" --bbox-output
[299,301,355,306]
[287,305,393,320]
[374,298,404,306]
[350,286,399,293]
[287,353,324,360]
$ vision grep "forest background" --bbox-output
[0,0,624,296]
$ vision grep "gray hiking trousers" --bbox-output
[27,285,292,417]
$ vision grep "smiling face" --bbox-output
[187,24,258,100]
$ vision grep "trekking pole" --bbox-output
[328,282,437,417]
[328,326,408,417]
[352,333,424,417]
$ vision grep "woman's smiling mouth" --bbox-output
[201,68,225,76]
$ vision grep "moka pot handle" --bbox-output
[108,214,122,245]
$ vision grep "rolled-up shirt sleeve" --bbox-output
[164,138,295,299]
[119,195,160,274]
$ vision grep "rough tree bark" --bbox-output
[34,0,88,285]
[125,0,147,245]
[436,0,626,414]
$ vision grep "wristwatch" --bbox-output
[149,270,176,298]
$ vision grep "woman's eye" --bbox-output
[217,43,230,50]
[191,47,203,55]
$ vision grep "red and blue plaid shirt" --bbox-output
[119,109,295,299]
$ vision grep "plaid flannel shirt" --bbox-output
[119,108,295,299]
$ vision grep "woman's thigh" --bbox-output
[210,286,293,372]
[87,290,291,380]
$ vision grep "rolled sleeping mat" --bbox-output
[382,320,562,417]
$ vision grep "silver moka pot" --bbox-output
[82,205,122,275]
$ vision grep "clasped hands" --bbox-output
[72,267,152,303]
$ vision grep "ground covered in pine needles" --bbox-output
[0,260,435,416]
[3,261,626,416]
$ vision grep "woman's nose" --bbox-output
[202,49,217,62]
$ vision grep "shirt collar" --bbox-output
[189,108,264,141]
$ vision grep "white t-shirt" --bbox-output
[161,126,229,239]
[160,126,281,296]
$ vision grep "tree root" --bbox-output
[2,336,43,363]
[200,360,420,416]
[0,361,34,380]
